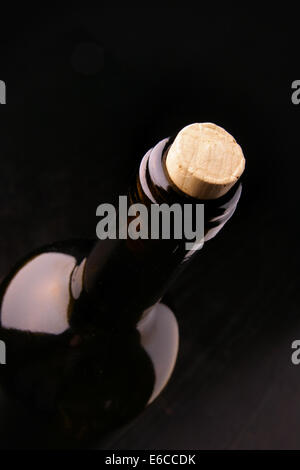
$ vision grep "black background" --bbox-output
[0,7,300,449]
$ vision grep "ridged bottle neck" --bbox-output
[131,136,242,242]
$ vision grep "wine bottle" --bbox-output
[0,122,245,448]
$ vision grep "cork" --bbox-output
[165,122,245,199]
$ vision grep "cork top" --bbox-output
[165,122,245,199]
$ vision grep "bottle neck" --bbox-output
[79,137,242,327]
[131,136,242,241]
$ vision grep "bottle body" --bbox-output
[0,240,157,448]
[0,136,242,448]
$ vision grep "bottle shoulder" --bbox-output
[0,239,93,335]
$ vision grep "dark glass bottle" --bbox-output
[0,136,242,449]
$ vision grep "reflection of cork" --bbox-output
[165,123,245,200]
